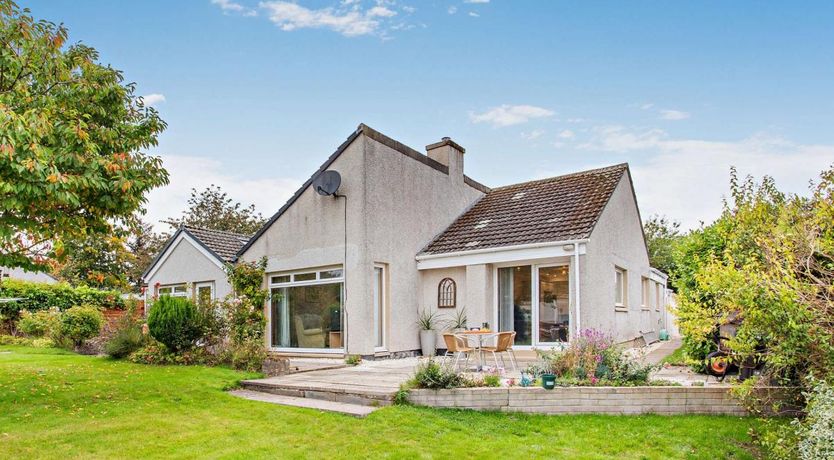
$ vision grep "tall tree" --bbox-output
[165,185,265,235]
[0,1,168,271]
[50,225,133,291]
[124,218,166,289]
[643,214,682,280]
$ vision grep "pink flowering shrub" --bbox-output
[538,328,656,385]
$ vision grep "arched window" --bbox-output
[438,278,456,308]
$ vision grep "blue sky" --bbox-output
[24,0,834,229]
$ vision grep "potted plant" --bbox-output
[443,307,468,332]
[417,309,439,357]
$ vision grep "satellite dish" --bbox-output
[314,170,341,196]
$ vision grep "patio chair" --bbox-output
[442,333,474,371]
[481,331,518,371]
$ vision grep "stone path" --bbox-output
[230,389,378,417]
[643,338,682,364]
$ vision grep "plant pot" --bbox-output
[541,373,556,390]
[420,330,436,357]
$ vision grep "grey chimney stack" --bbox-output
[426,137,465,184]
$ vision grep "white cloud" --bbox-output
[368,5,397,17]
[402,5,416,13]
[142,93,166,107]
[558,129,575,139]
[639,103,654,110]
[464,0,490,3]
[447,6,458,14]
[468,11,480,17]
[659,109,690,120]
[211,0,257,16]
[144,155,302,233]
[259,1,387,37]
[470,104,555,127]
[578,125,834,229]
[521,129,544,140]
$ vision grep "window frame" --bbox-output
[437,277,457,309]
[641,276,651,310]
[195,282,215,306]
[373,264,387,352]
[158,284,188,298]
[267,266,345,353]
[614,267,628,310]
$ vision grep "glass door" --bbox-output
[536,265,570,345]
[497,266,532,346]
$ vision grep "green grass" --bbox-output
[661,345,688,366]
[0,346,761,459]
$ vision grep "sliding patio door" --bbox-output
[497,266,532,346]
[537,265,570,344]
[498,264,571,347]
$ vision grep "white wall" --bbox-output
[581,173,662,343]
[241,130,485,355]
[144,237,232,311]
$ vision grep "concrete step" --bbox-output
[239,379,395,407]
[230,389,378,417]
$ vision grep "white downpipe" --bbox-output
[574,242,582,336]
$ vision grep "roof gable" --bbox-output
[420,164,628,255]
[142,225,251,281]
[236,123,490,258]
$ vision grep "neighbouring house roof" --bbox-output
[236,123,491,258]
[142,225,251,281]
[419,163,629,255]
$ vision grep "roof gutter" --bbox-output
[415,239,590,261]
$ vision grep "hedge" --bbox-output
[0,279,125,320]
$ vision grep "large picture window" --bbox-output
[269,267,343,350]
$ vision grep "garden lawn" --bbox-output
[0,346,761,459]
[661,345,688,366]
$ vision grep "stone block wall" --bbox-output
[407,386,748,416]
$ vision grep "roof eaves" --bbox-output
[576,163,629,241]
[141,226,185,281]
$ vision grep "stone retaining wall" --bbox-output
[407,386,748,415]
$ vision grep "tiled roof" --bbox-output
[182,226,251,262]
[420,164,629,255]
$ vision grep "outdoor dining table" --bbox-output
[454,330,498,371]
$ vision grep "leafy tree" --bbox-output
[50,226,133,290]
[643,214,681,280]
[673,166,834,383]
[0,1,168,272]
[124,218,166,289]
[164,185,265,235]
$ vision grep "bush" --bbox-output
[796,380,834,460]
[17,308,61,338]
[539,329,656,385]
[56,305,104,347]
[128,341,215,366]
[0,334,32,346]
[0,279,124,327]
[228,337,267,372]
[105,314,146,359]
[410,359,466,389]
[147,296,202,352]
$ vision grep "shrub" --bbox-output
[228,337,267,372]
[147,296,202,352]
[410,359,466,389]
[795,380,834,460]
[56,305,104,347]
[128,341,215,366]
[0,279,124,328]
[17,308,61,338]
[539,329,656,385]
[345,354,362,365]
[0,335,32,346]
[32,337,54,348]
[105,314,146,359]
